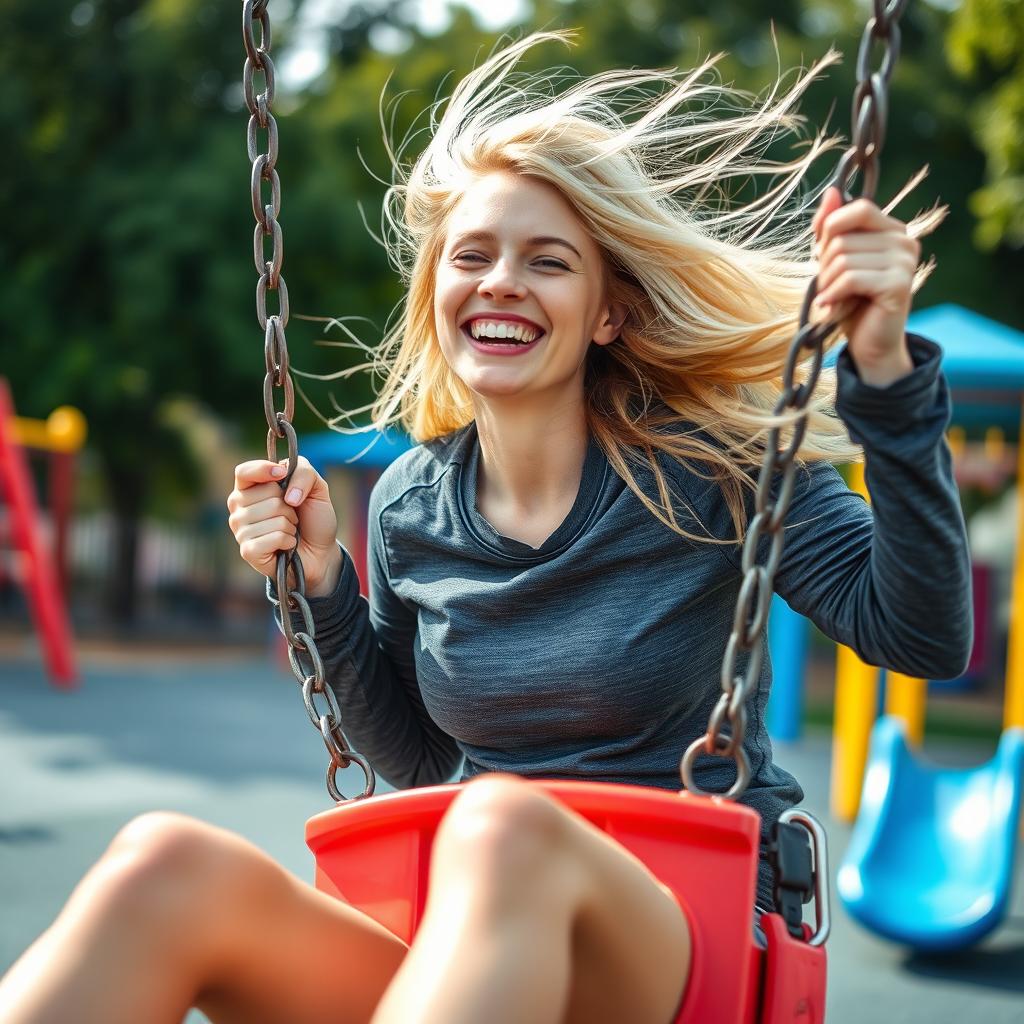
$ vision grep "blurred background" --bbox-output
[2,0,1022,654]
[3,4,1024,1020]
[2,0,1024,655]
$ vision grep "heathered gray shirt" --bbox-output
[275,334,972,908]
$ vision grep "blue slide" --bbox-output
[837,715,1024,952]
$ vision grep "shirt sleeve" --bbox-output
[268,495,463,790]
[723,332,973,679]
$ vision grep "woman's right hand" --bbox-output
[227,456,342,598]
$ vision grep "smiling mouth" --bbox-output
[461,324,546,347]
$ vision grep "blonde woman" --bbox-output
[0,30,971,1024]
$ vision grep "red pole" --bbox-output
[354,468,382,597]
[0,378,79,687]
[0,468,8,593]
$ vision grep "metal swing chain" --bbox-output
[242,0,374,803]
[680,0,911,800]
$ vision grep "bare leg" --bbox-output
[371,775,691,1024]
[0,812,408,1024]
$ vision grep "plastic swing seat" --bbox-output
[306,779,827,1023]
[838,716,1024,952]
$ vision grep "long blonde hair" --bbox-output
[328,29,943,543]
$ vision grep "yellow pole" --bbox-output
[984,425,1005,464]
[947,425,966,459]
[1005,405,1024,730]
[885,672,926,747]
[831,644,880,821]
[830,461,883,822]
[10,407,87,453]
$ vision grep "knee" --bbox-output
[434,775,566,883]
[96,812,237,921]
[108,812,220,873]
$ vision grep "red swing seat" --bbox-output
[306,779,826,1022]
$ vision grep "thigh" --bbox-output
[555,806,691,1024]
[117,813,409,1024]
[445,781,691,1024]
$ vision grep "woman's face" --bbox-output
[434,171,624,405]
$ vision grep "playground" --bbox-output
[1,644,1021,1022]
[4,1,1024,1020]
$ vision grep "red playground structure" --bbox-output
[0,377,84,687]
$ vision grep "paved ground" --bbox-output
[1,646,1022,1022]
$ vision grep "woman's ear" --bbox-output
[593,300,629,346]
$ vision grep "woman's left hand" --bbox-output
[811,185,920,388]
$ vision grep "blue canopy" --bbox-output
[907,304,1024,391]
[299,426,413,473]
[834,303,1024,434]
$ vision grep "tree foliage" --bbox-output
[946,0,1024,248]
[3,0,1022,620]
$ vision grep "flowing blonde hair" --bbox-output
[326,29,943,544]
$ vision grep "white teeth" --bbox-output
[469,320,539,343]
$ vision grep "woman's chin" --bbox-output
[464,376,532,399]
[459,367,535,400]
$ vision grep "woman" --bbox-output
[0,30,971,1024]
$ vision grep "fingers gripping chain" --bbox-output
[680,0,910,799]
[242,0,374,803]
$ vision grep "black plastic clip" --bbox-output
[766,821,814,939]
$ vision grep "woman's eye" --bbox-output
[452,253,568,271]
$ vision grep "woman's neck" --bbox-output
[473,395,590,517]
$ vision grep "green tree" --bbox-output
[4,0,1022,630]
[1,0,411,623]
[947,0,1024,248]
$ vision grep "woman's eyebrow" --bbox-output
[450,231,582,260]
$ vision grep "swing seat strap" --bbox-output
[767,822,814,939]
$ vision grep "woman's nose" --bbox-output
[478,259,527,298]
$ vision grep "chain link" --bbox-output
[243,0,374,803]
[680,0,910,798]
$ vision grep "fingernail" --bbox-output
[271,466,286,477]
[286,488,301,504]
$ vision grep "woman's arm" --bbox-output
[270,495,463,790]
[742,333,973,679]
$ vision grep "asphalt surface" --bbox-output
[2,646,1022,1023]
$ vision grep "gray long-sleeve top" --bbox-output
[273,334,972,909]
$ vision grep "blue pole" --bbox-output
[767,595,808,741]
